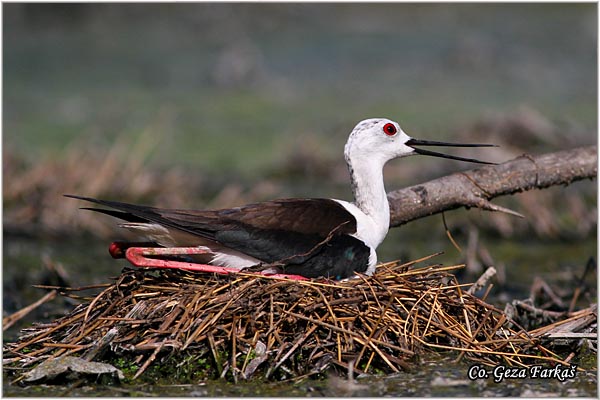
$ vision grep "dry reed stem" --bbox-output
[3,290,58,331]
[4,257,587,381]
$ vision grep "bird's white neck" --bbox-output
[344,152,390,247]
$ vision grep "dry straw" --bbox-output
[4,254,583,382]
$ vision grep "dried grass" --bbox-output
[3,133,195,237]
[4,255,588,382]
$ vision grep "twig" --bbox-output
[3,290,58,331]
[467,267,497,295]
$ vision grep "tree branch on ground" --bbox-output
[388,145,597,227]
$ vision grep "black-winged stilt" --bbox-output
[67,118,495,280]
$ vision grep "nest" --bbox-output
[4,255,582,382]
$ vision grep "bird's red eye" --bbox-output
[383,123,397,136]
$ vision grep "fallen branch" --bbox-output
[2,290,58,331]
[388,145,597,227]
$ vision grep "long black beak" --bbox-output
[405,138,497,165]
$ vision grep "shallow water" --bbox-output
[3,354,597,397]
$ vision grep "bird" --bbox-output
[66,118,495,280]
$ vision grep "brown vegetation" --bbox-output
[4,255,594,382]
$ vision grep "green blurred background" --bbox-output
[4,3,596,172]
[3,3,597,290]
[2,4,597,395]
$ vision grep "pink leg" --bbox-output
[109,243,309,281]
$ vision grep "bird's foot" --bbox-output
[109,242,309,280]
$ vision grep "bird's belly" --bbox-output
[209,251,261,269]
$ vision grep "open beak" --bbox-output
[405,138,497,165]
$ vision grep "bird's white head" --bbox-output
[345,118,496,167]
[345,118,413,165]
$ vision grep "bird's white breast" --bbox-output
[333,199,389,249]
[332,199,389,275]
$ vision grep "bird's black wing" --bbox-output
[65,195,368,273]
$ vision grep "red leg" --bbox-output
[113,244,309,281]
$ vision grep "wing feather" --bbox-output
[65,194,358,264]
